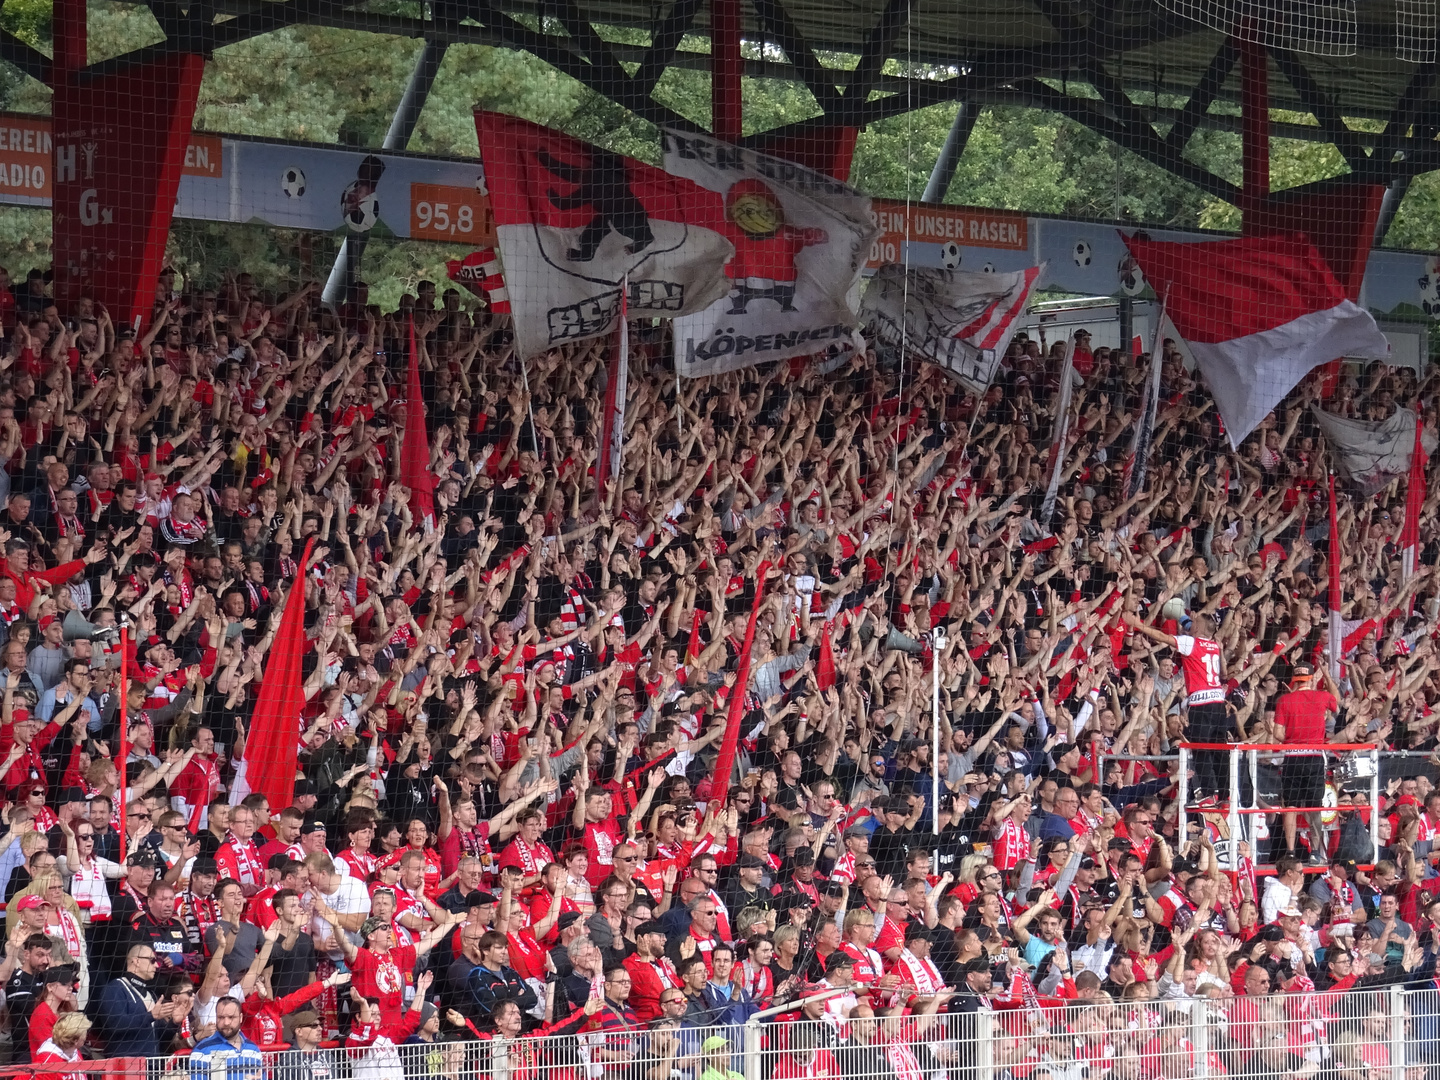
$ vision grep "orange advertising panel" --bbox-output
[183,135,223,178]
[868,201,1028,267]
[0,115,51,199]
[409,182,496,245]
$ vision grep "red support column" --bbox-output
[51,50,205,331]
[1231,33,1385,308]
[712,0,742,142]
[751,120,859,182]
[1239,35,1269,219]
[52,0,86,73]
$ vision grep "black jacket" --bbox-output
[466,963,538,1020]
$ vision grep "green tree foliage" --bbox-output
[0,12,1429,289]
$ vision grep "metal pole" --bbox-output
[932,629,947,860]
[743,1018,761,1080]
[1228,745,1241,871]
[384,40,448,150]
[922,103,978,204]
[1374,175,1411,248]
[519,357,540,457]
[675,360,683,436]
[323,39,448,304]
[1177,745,1189,850]
[1390,984,1406,1080]
[117,623,129,817]
[978,1009,995,1080]
[1372,746,1382,864]
[1192,996,1211,1080]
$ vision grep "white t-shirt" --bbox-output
[310,874,371,959]
[193,984,245,1030]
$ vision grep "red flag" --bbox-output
[233,536,315,810]
[1328,472,1342,681]
[445,249,510,312]
[708,561,769,804]
[686,609,705,664]
[1402,406,1427,594]
[400,319,435,526]
[816,622,836,691]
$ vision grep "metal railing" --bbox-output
[38,983,1439,1080]
[1177,741,1382,868]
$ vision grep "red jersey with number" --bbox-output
[1175,635,1224,705]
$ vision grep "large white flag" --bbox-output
[1124,231,1390,449]
[1311,404,1437,494]
[476,112,735,359]
[663,130,879,376]
[859,263,1043,392]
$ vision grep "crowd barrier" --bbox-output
[1176,742,1383,869]
[17,984,1433,1080]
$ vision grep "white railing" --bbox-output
[91,983,1440,1080]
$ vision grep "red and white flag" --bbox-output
[1123,231,1390,448]
[475,112,735,359]
[446,248,510,313]
[859,263,1043,392]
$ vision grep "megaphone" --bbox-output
[62,609,99,643]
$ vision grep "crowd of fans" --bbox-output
[0,264,1430,1080]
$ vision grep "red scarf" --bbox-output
[222,834,265,886]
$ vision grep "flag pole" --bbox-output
[1124,287,1170,499]
[1327,469,1343,683]
[1040,333,1077,524]
[519,358,540,457]
[117,623,129,818]
[675,358,684,437]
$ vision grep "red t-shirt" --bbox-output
[1275,688,1337,746]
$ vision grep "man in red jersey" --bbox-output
[1126,611,1230,800]
[1275,660,1340,862]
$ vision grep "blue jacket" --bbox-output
[97,973,163,1058]
[190,1029,266,1080]
[699,981,758,1027]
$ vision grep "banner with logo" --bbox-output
[663,130,878,376]
[476,112,735,359]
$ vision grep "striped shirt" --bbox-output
[189,1031,266,1080]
